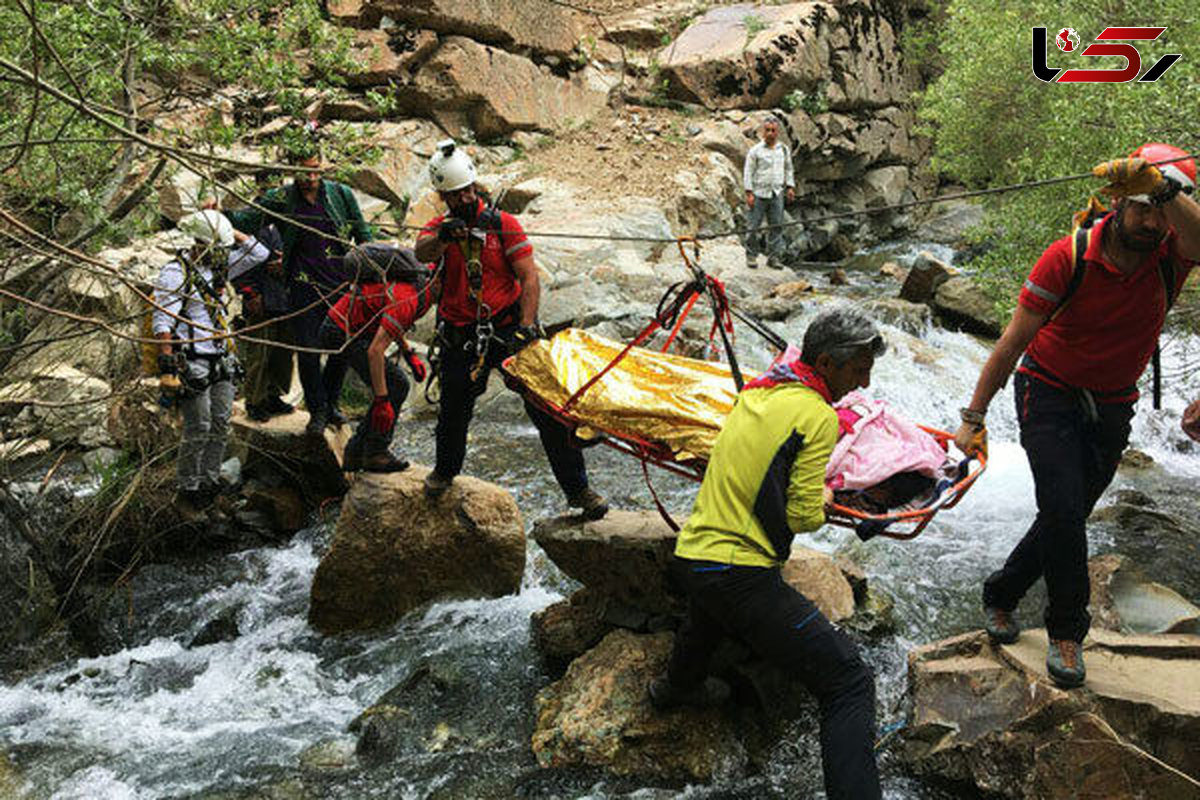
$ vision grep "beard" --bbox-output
[1113,207,1166,252]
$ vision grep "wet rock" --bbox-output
[531,510,680,615]
[230,407,349,504]
[241,480,306,534]
[309,466,524,634]
[878,261,907,281]
[932,276,1002,338]
[531,630,751,781]
[298,737,357,770]
[531,587,613,670]
[374,0,582,60]
[898,250,955,304]
[1119,448,1154,470]
[1089,554,1200,635]
[767,280,814,300]
[902,629,1200,798]
[188,607,241,648]
[861,297,932,337]
[828,267,849,286]
[843,585,896,636]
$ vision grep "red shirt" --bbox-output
[328,282,433,340]
[1018,214,1194,395]
[417,201,532,325]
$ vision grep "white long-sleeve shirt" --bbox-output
[153,237,268,356]
[743,140,794,198]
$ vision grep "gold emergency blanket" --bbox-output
[507,328,752,462]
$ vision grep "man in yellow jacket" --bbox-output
[650,308,885,800]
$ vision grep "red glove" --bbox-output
[368,395,395,436]
[404,351,427,383]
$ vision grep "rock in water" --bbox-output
[531,630,750,782]
[902,629,1200,798]
[308,466,525,634]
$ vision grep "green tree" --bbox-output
[917,0,1199,311]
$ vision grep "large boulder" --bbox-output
[404,37,610,139]
[346,119,444,207]
[530,586,614,669]
[0,365,112,448]
[902,629,1200,798]
[658,3,910,112]
[780,547,855,623]
[374,0,583,60]
[230,407,350,504]
[531,630,753,781]
[898,250,955,304]
[309,466,525,634]
[532,510,680,615]
[932,276,1002,338]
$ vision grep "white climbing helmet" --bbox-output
[178,209,235,247]
[428,139,477,192]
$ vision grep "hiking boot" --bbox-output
[246,403,271,423]
[264,397,294,415]
[567,487,609,520]
[305,409,327,437]
[745,254,759,270]
[327,407,347,428]
[363,452,409,473]
[1046,638,1085,688]
[424,471,454,499]
[648,674,731,712]
[984,607,1020,644]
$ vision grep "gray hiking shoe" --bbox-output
[648,674,731,712]
[305,409,327,437]
[567,487,609,520]
[984,606,1020,644]
[1046,638,1085,688]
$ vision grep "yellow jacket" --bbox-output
[675,382,837,567]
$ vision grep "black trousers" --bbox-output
[983,371,1133,642]
[292,281,347,415]
[318,319,408,455]
[666,558,881,800]
[434,323,588,498]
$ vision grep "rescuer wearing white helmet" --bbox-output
[153,210,270,516]
[954,144,1200,689]
[413,140,608,519]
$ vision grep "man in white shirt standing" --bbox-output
[154,210,269,515]
[743,116,795,269]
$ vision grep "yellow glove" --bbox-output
[953,420,988,459]
[1092,157,1164,198]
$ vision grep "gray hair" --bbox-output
[801,308,886,366]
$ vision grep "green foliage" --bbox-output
[0,0,357,239]
[917,0,1200,311]
[781,86,829,115]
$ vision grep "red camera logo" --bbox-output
[1032,26,1181,83]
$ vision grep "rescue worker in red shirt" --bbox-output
[413,140,607,518]
[954,144,1200,688]
[319,244,434,473]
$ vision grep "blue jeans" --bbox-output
[291,281,347,415]
[744,192,786,262]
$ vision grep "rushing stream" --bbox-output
[4,246,1200,799]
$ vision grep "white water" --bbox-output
[5,288,1200,799]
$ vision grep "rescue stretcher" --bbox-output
[500,239,985,541]
[502,326,986,541]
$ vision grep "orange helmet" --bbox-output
[1128,143,1195,203]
